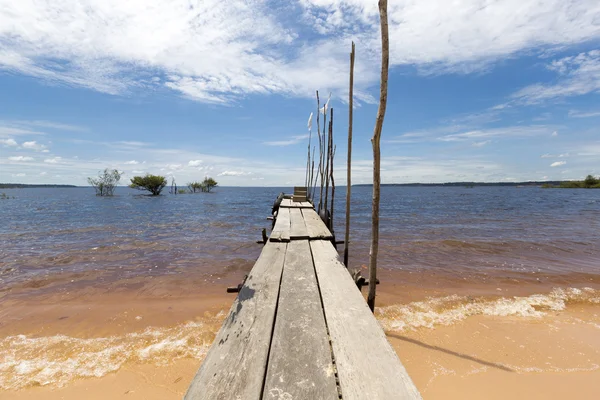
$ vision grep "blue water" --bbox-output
[1,186,599,293]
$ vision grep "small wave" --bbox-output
[0,318,223,390]
[377,287,600,332]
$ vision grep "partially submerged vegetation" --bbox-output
[88,169,121,196]
[130,174,167,195]
[543,175,600,189]
[187,177,218,193]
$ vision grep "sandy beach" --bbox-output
[2,268,599,399]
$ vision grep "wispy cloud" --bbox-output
[8,156,34,161]
[22,141,48,151]
[512,50,600,104]
[8,120,87,132]
[218,170,253,177]
[568,109,600,118]
[550,161,567,167]
[0,126,44,137]
[1,1,600,103]
[44,157,65,164]
[124,160,139,165]
[264,134,309,146]
[0,138,18,146]
[439,125,554,142]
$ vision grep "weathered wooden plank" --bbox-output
[263,240,338,400]
[270,208,290,242]
[289,208,309,240]
[185,242,287,400]
[279,198,293,208]
[280,199,313,208]
[310,240,422,400]
[302,208,333,240]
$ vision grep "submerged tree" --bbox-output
[188,181,203,193]
[130,174,167,195]
[202,177,218,192]
[88,168,121,196]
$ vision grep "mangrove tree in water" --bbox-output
[130,174,167,195]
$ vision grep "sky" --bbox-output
[1,0,599,186]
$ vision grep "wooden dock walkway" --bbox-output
[185,199,421,399]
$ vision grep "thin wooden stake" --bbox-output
[324,109,332,217]
[330,145,336,231]
[368,0,389,313]
[344,41,355,268]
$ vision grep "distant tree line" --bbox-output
[544,175,600,189]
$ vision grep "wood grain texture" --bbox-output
[302,208,333,240]
[263,240,338,400]
[280,200,313,208]
[310,240,422,400]
[185,242,287,400]
[289,208,310,240]
[270,208,290,242]
[279,198,292,208]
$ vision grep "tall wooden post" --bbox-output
[344,42,355,267]
[368,0,389,313]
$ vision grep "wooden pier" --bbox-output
[185,198,421,399]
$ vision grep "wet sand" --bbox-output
[2,268,599,399]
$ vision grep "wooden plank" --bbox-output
[289,208,309,240]
[270,208,290,242]
[302,208,333,240]
[278,198,291,208]
[263,240,338,400]
[185,242,287,400]
[310,240,422,400]
[280,199,312,208]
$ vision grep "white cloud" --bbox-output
[218,170,253,176]
[439,125,553,142]
[472,140,491,147]
[542,153,569,159]
[0,138,18,146]
[44,157,64,164]
[8,156,34,161]
[264,134,309,146]
[39,171,47,176]
[22,141,48,151]
[512,50,600,104]
[551,131,558,137]
[568,109,600,118]
[0,126,44,136]
[124,160,139,165]
[188,160,203,167]
[12,173,26,177]
[550,161,566,167]
[1,1,599,103]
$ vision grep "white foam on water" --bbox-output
[376,287,600,332]
[0,321,218,390]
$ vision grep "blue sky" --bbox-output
[1,0,599,186]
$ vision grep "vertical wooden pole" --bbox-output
[316,91,322,212]
[324,109,332,216]
[368,0,389,313]
[330,145,336,231]
[344,42,355,267]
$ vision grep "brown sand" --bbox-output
[1,273,599,399]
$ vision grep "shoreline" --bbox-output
[1,268,599,398]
